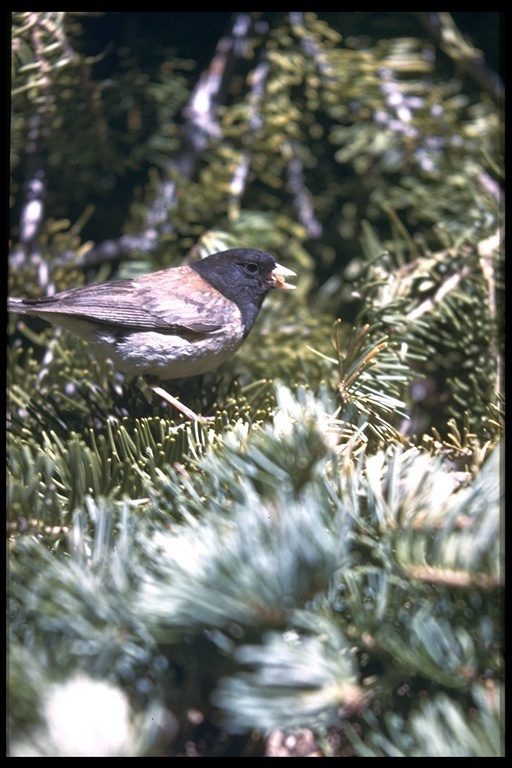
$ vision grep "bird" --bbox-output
[8,248,296,421]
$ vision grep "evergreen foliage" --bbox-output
[8,12,503,757]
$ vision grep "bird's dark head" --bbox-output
[191,249,296,333]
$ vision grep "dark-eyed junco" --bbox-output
[8,248,296,421]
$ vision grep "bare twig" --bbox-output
[228,56,269,214]
[286,151,323,239]
[407,264,471,321]
[147,12,262,227]
[414,12,503,103]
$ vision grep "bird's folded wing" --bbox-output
[8,270,236,335]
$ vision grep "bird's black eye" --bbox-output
[243,262,259,275]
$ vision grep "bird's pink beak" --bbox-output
[270,263,296,290]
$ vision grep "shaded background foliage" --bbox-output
[9,12,502,264]
[8,12,503,757]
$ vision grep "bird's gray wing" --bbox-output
[8,267,236,334]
